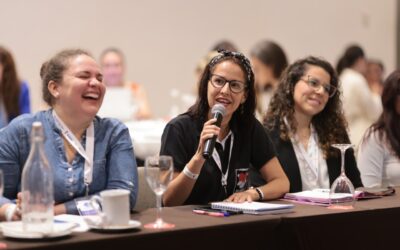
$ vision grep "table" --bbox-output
[1,190,399,250]
[125,120,166,160]
[277,192,400,250]
[1,206,280,250]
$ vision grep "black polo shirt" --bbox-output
[160,113,276,205]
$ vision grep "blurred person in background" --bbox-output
[0,46,30,128]
[100,47,152,120]
[336,45,382,146]
[210,40,238,53]
[366,59,384,96]
[250,40,288,121]
[358,70,400,188]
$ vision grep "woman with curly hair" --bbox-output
[250,56,363,192]
[358,70,400,187]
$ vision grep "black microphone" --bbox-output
[202,104,226,159]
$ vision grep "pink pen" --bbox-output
[193,209,227,217]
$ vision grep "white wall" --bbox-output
[0,0,397,117]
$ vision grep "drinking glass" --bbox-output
[329,144,355,210]
[144,155,175,229]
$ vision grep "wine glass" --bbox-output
[328,144,355,210]
[144,155,175,229]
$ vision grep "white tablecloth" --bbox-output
[125,120,167,160]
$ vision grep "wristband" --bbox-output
[5,204,17,222]
[255,188,264,201]
[182,166,199,180]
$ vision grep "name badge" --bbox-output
[75,198,99,216]
[234,168,249,192]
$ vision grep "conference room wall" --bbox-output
[0,0,396,117]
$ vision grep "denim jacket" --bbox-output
[0,109,138,214]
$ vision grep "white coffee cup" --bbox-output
[90,189,130,227]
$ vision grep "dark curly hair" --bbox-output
[265,56,350,158]
[364,69,400,159]
[188,50,256,129]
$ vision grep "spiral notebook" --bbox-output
[283,189,359,205]
[211,201,294,215]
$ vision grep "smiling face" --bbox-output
[51,54,105,120]
[207,60,247,121]
[293,65,331,119]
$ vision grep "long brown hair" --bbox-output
[0,46,21,117]
[364,70,400,159]
[265,56,349,158]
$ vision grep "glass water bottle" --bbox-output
[21,121,54,233]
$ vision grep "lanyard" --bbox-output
[52,110,94,196]
[292,134,319,179]
[284,117,319,179]
[212,131,234,194]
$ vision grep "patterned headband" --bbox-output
[209,49,253,83]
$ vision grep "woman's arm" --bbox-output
[19,81,31,114]
[163,118,219,206]
[357,132,384,187]
[226,157,290,202]
[132,84,152,120]
[105,125,138,210]
[64,122,139,215]
[0,121,26,220]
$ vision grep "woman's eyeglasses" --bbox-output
[210,74,247,93]
[301,75,337,98]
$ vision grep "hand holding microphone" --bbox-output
[202,104,226,159]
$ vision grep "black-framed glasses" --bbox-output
[301,75,337,98]
[209,74,247,93]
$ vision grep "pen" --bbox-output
[193,209,229,217]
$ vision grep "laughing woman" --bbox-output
[0,49,138,221]
[160,50,289,206]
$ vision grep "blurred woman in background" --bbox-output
[366,59,384,96]
[336,45,382,145]
[0,46,30,128]
[358,70,400,188]
[250,40,288,121]
[100,47,152,120]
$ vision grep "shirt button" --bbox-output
[68,168,73,172]
[69,178,73,183]
[69,192,74,197]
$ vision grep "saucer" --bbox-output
[89,220,141,232]
[1,221,76,239]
